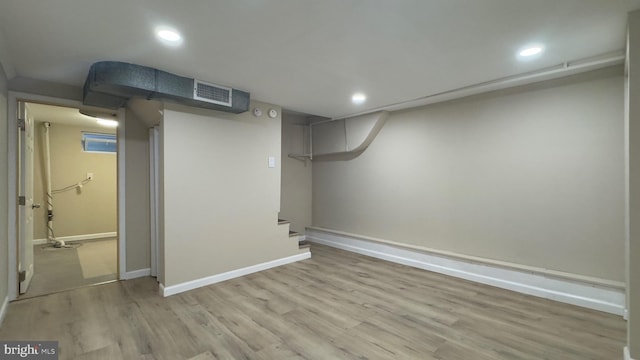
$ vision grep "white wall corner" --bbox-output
[625,346,636,360]
[0,296,9,328]
[122,268,151,280]
[162,252,311,297]
[306,228,626,316]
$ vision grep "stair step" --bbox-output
[278,219,290,225]
[298,243,311,250]
[289,230,301,237]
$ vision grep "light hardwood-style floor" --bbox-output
[0,244,626,359]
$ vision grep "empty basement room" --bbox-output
[1,1,640,359]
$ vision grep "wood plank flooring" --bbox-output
[0,244,626,359]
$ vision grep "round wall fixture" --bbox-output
[253,108,263,117]
[268,109,278,118]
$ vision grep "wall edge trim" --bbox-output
[122,268,151,280]
[33,232,117,245]
[161,252,311,297]
[307,228,625,316]
[625,346,636,360]
[0,296,8,328]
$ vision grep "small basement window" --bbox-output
[82,132,116,153]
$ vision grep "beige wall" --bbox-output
[123,107,150,272]
[32,122,116,239]
[0,61,8,307]
[9,77,82,102]
[627,9,640,358]
[160,101,297,287]
[313,66,625,282]
[280,113,312,233]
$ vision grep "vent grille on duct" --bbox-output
[194,80,232,106]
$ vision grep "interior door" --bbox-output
[18,101,36,294]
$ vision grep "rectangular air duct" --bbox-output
[83,61,250,113]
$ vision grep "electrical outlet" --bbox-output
[87,172,94,180]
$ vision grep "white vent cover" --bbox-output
[193,80,233,107]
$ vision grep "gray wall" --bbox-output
[123,107,150,272]
[280,113,312,233]
[313,66,625,282]
[0,61,8,314]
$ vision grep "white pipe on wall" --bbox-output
[43,122,64,247]
[331,51,625,120]
[290,52,624,161]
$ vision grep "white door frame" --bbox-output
[7,91,126,300]
[148,126,159,278]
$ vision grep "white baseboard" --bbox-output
[307,228,626,316]
[161,252,311,297]
[0,296,8,328]
[625,347,637,360]
[33,231,117,245]
[122,268,151,280]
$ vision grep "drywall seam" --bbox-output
[161,252,311,297]
[307,228,625,316]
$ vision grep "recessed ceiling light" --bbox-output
[156,27,183,46]
[352,93,366,105]
[518,45,544,59]
[97,118,118,127]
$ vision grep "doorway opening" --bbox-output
[17,101,119,299]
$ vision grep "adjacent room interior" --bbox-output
[20,102,118,299]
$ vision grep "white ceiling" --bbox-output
[1,1,639,118]
[26,102,117,129]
